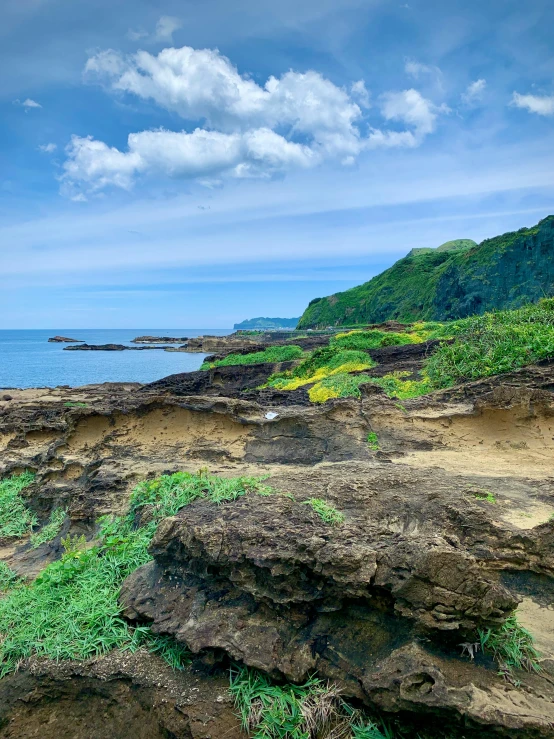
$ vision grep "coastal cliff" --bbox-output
[298,216,554,328]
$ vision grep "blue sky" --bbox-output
[1,0,553,328]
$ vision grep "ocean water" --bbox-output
[0,329,233,389]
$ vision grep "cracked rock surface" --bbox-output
[1,358,554,737]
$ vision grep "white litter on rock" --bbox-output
[265,411,278,420]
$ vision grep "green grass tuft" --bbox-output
[303,498,344,525]
[0,562,19,592]
[0,471,271,677]
[479,615,540,676]
[472,490,496,504]
[0,472,37,539]
[30,508,67,549]
[426,299,554,387]
[202,345,304,370]
[230,665,390,739]
[367,432,380,451]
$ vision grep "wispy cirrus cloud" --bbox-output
[126,15,182,44]
[461,79,486,104]
[38,142,57,153]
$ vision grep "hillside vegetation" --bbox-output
[213,298,554,403]
[298,216,554,328]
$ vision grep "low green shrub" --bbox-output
[331,329,428,351]
[0,472,37,539]
[426,299,554,387]
[202,345,304,369]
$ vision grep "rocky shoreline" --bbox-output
[1,328,554,738]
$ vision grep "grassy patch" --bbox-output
[367,432,380,451]
[303,498,344,525]
[426,299,554,387]
[268,347,374,387]
[364,371,433,400]
[308,373,373,403]
[29,508,67,549]
[64,402,88,408]
[330,329,430,351]
[266,347,376,402]
[0,562,19,592]
[202,345,304,369]
[479,615,540,677]
[0,471,271,677]
[0,472,37,539]
[230,665,391,739]
[472,490,496,504]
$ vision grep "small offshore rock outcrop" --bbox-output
[48,335,82,343]
[63,343,173,351]
[131,336,189,343]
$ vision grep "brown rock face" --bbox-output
[1,353,554,737]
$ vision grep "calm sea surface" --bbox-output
[0,329,233,389]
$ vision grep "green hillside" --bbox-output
[298,216,554,328]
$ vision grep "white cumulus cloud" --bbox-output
[511,92,554,116]
[14,98,42,109]
[63,45,447,196]
[61,128,318,193]
[38,143,57,153]
[84,46,364,155]
[461,79,486,104]
[380,89,449,139]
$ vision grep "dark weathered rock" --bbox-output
[0,651,242,739]
[48,336,81,343]
[120,474,554,735]
[142,361,297,397]
[131,336,189,343]
[2,355,554,738]
[63,343,171,351]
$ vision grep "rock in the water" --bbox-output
[63,343,172,351]
[132,335,189,343]
[48,335,82,343]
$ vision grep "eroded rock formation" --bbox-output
[1,354,554,737]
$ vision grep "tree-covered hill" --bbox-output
[297,216,554,328]
[234,317,299,330]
